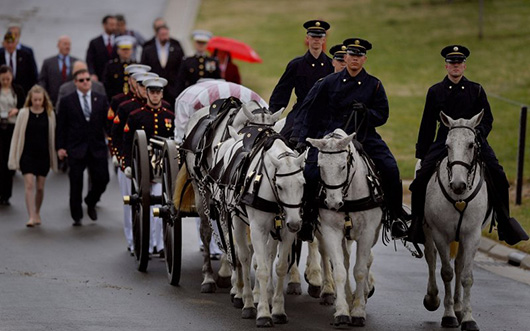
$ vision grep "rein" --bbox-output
[318,148,356,195]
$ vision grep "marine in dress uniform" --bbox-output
[123,77,175,254]
[408,45,529,245]
[175,30,220,97]
[106,64,150,156]
[269,20,333,142]
[293,37,408,241]
[102,35,136,101]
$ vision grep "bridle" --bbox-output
[446,125,479,190]
[265,151,304,210]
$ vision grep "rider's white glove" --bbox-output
[124,167,132,179]
[112,155,120,167]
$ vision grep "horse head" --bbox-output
[307,129,356,211]
[239,101,284,128]
[267,139,306,233]
[440,110,484,195]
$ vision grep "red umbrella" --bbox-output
[207,36,262,63]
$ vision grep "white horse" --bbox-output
[213,123,305,327]
[422,111,489,331]
[182,100,271,293]
[307,129,382,327]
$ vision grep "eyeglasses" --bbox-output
[77,78,91,82]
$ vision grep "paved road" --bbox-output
[1,169,530,330]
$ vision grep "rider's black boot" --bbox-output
[497,217,529,246]
[298,203,316,242]
[406,215,425,245]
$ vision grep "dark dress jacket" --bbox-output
[140,40,184,103]
[0,48,38,94]
[415,75,493,160]
[175,54,220,96]
[86,35,117,80]
[56,91,109,159]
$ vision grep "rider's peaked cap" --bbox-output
[329,44,347,61]
[303,20,330,37]
[343,38,372,56]
[441,45,470,63]
[144,77,168,90]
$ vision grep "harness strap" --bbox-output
[436,162,485,242]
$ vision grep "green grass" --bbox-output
[195,0,530,247]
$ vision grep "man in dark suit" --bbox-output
[141,25,184,104]
[7,23,37,76]
[0,31,38,94]
[56,61,106,112]
[39,35,78,105]
[56,69,110,226]
[86,15,118,82]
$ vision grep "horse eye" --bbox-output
[277,185,283,191]
[468,143,474,149]
[341,165,346,171]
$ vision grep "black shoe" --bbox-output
[72,219,82,226]
[406,216,425,244]
[498,217,529,245]
[391,219,408,240]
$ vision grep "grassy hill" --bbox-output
[195,0,530,249]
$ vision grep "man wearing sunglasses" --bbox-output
[56,69,110,226]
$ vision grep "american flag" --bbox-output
[174,79,268,143]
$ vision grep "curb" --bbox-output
[478,237,530,270]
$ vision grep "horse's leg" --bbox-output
[453,243,464,323]
[343,238,354,309]
[251,248,260,304]
[216,253,232,288]
[321,221,350,326]
[271,232,296,324]
[250,220,274,327]
[459,231,481,331]
[230,256,242,305]
[199,211,216,293]
[350,219,377,327]
[423,226,441,312]
[233,220,256,319]
[286,244,302,295]
[305,238,323,298]
[432,231,458,328]
[315,231,335,306]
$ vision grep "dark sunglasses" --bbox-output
[77,77,91,82]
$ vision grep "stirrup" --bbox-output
[390,219,408,240]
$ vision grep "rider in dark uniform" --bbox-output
[329,44,347,73]
[102,35,136,101]
[122,77,175,173]
[293,37,408,241]
[269,20,333,143]
[175,30,220,97]
[408,45,529,245]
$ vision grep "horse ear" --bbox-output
[440,111,453,128]
[294,149,306,165]
[338,133,355,149]
[470,109,484,128]
[270,153,281,168]
[241,102,253,120]
[270,108,283,123]
[306,137,323,150]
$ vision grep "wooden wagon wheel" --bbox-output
[131,130,151,272]
[160,139,182,285]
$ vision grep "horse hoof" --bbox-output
[319,293,335,306]
[256,316,273,328]
[334,315,351,327]
[307,284,322,298]
[461,320,479,331]
[272,314,288,324]
[200,282,216,293]
[441,316,459,328]
[233,297,244,309]
[286,282,302,295]
[216,275,231,288]
[241,307,256,319]
[350,316,366,327]
[455,311,463,323]
[368,286,375,299]
[423,295,440,311]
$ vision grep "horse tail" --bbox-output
[449,241,459,260]
[173,163,196,213]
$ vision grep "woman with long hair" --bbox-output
[8,85,58,227]
[0,65,25,205]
